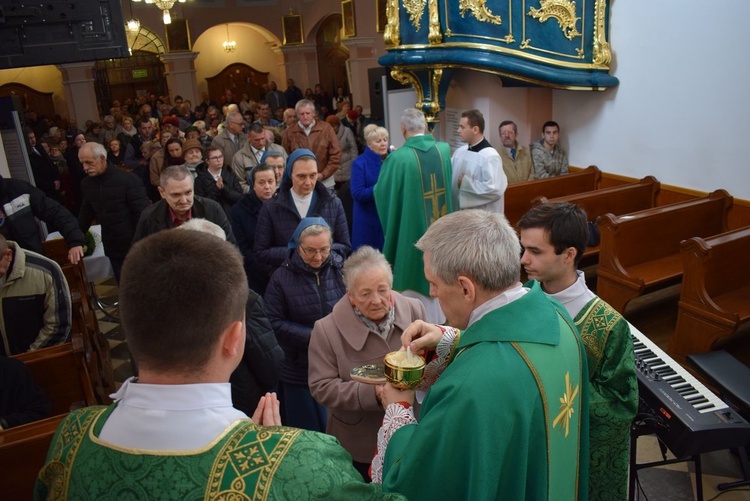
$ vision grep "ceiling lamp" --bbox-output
[125,0,140,31]
[223,24,236,52]
[131,0,187,25]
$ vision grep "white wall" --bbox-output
[553,0,750,199]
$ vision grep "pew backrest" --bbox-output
[598,189,733,271]
[681,226,750,303]
[505,165,601,226]
[12,338,97,415]
[0,414,66,501]
[533,175,660,221]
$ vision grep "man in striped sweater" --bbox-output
[0,234,71,356]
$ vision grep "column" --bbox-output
[281,45,319,93]
[160,51,200,104]
[57,62,99,125]
[342,37,378,114]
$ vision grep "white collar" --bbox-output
[468,283,527,327]
[546,270,595,319]
[110,376,235,410]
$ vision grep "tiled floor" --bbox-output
[92,274,750,500]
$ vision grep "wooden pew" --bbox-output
[0,414,66,501]
[505,165,601,226]
[532,176,661,260]
[42,239,115,404]
[596,190,733,313]
[12,337,98,415]
[668,226,750,366]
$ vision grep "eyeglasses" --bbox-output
[208,155,223,161]
[300,246,331,258]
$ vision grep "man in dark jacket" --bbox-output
[78,143,150,282]
[254,149,350,271]
[133,165,237,245]
[26,129,61,202]
[176,218,284,417]
[0,175,84,264]
[194,145,243,219]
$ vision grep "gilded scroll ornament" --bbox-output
[592,0,612,66]
[528,0,581,41]
[459,0,502,25]
[403,0,427,31]
[384,0,401,46]
[428,0,442,44]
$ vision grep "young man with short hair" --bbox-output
[530,120,569,178]
[518,202,638,500]
[450,109,507,213]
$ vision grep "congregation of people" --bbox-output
[1,84,642,501]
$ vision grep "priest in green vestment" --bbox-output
[519,202,639,501]
[374,108,452,322]
[371,210,589,501]
[35,229,405,501]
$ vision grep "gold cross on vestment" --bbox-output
[423,172,446,224]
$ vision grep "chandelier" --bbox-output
[223,24,236,52]
[131,0,186,25]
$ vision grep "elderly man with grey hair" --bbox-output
[210,110,246,170]
[370,209,590,501]
[281,99,342,189]
[133,165,236,244]
[78,142,149,282]
[373,108,452,323]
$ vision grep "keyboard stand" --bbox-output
[629,419,703,501]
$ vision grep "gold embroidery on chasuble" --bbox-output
[575,299,621,368]
[208,425,303,500]
[43,407,106,498]
[552,372,580,437]
[412,148,449,225]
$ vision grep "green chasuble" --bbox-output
[382,283,589,500]
[35,405,406,501]
[374,134,452,296]
[575,297,638,501]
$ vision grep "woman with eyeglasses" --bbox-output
[264,217,345,433]
[308,245,426,481]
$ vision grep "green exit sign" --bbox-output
[131,69,148,79]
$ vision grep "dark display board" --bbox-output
[0,0,128,69]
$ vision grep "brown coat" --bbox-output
[308,292,426,463]
[281,120,342,181]
[498,142,535,184]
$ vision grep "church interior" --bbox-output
[0,0,748,499]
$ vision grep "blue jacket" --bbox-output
[264,251,345,385]
[231,191,273,296]
[253,182,351,269]
[349,147,385,250]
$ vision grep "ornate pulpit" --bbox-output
[379,0,617,122]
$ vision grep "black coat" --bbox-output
[28,148,60,200]
[231,191,273,296]
[229,291,284,415]
[78,167,150,260]
[132,195,237,245]
[0,176,85,254]
[194,163,243,219]
[254,182,351,269]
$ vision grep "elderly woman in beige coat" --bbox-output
[308,246,426,482]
